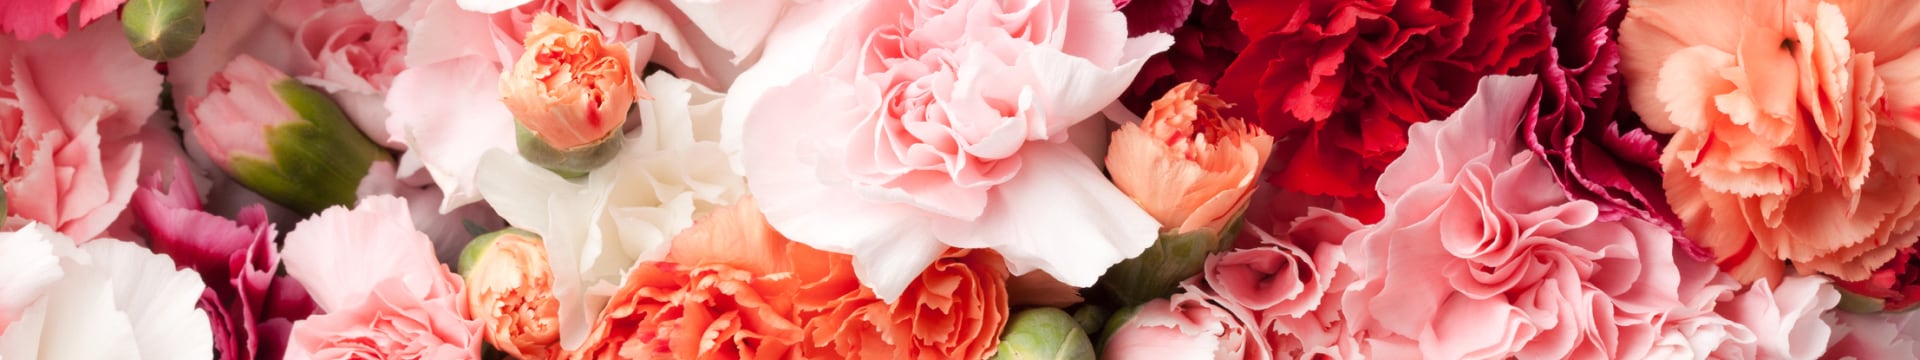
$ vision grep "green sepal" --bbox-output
[458,228,540,276]
[1096,212,1246,306]
[515,122,623,179]
[1070,305,1110,341]
[1099,304,1142,352]
[227,80,391,214]
[121,0,205,61]
[992,308,1097,360]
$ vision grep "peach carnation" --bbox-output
[1619,0,1920,283]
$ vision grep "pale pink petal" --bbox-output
[741,74,947,300]
[717,0,863,170]
[0,226,63,329]
[402,0,496,68]
[456,0,534,13]
[281,195,458,312]
[1019,32,1172,136]
[961,143,1159,288]
[1719,276,1841,360]
[386,56,515,212]
[1103,299,1224,360]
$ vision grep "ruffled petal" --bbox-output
[387,56,516,212]
[962,143,1159,288]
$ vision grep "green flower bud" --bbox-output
[189,56,391,214]
[992,308,1096,360]
[121,0,205,61]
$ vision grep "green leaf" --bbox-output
[121,0,204,61]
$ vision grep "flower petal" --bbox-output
[388,56,516,212]
[961,143,1159,288]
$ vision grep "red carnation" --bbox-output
[1836,247,1920,313]
[1216,0,1550,222]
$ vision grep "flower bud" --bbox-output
[461,228,562,359]
[992,308,1097,360]
[1097,81,1271,305]
[1107,81,1272,234]
[1834,246,1920,313]
[120,0,205,61]
[500,13,645,177]
[187,55,391,213]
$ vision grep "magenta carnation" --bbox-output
[1518,0,1702,259]
[132,160,317,360]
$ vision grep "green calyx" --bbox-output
[121,0,205,61]
[458,228,541,276]
[515,122,623,179]
[1096,212,1246,306]
[227,79,391,214]
[992,308,1097,360]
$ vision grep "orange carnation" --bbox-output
[567,197,805,360]
[795,249,1010,360]
[571,197,1012,360]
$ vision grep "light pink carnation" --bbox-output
[1105,294,1270,360]
[286,278,481,360]
[1343,75,1704,359]
[1717,276,1842,360]
[1825,307,1920,359]
[738,0,1174,300]
[281,195,479,359]
[0,16,160,242]
[296,1,410,148]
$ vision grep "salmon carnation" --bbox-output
[464,231,562,359]
[568,197,805,359]
[573,196,1014,359]
[796,249,1010,360]
[1619,0,1920,283]
[1109,81,1274,234]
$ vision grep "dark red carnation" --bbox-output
[1215,0,1550,222]
[1119,0,1244,115]
[1517,0,1706,260]
[1835,247,1920,312]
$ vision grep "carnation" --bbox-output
[1619,0,1920,284]
[1216,0,1552,221]
[0,16,160,242]
[736,0,1173,302]
[1342,76,1708,358]
[1519,0,1699,258]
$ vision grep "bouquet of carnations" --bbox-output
[5,0,1920,358]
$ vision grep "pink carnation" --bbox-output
[0,16,160,242]
[296,1,410,147]
[0,0,124,40]
[1105,294,1270,360]
[1343,75,1704,359]
[738,0,1174,300]
[280,195,478,358]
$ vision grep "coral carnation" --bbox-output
[1619,0,1920,283]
